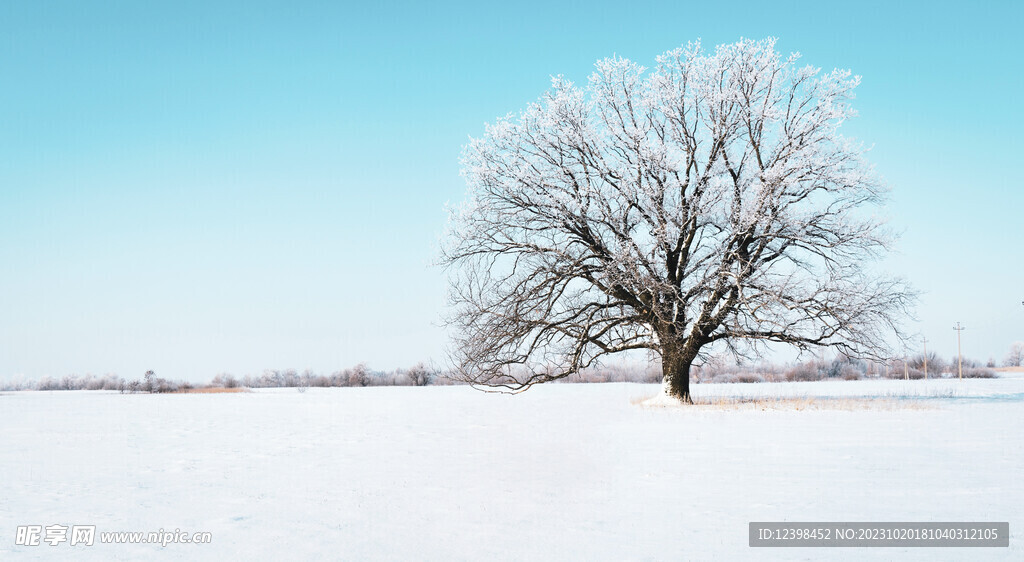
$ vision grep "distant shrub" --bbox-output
[963,367,995,379]
[881,365,927,380]
[405,363,434,386]
[707,372,763,384]
[152,377,178,393]
[910,352,945,375]
[558,364,661,384]
[37,377,60,391]
[842,368,862,381]
[347,364,370,387]
[906,368,926,380]
[212,373,239,389]
[785,363,822,382]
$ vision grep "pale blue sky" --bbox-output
[1,0,1021,381]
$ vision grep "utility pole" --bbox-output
[953,323,966,380]
[922,337,928,380]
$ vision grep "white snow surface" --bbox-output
[2,377,1022,560]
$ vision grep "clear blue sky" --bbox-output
[1,0,1021,381]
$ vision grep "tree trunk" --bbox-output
[662,347,694,404]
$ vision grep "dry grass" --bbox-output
[995,366,1024,373]
[173,387,250,394]
[633,394,931,411]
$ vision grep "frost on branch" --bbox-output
[441,38,915,402]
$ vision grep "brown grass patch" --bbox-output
[995,366,1024,373]
[634,394,931,411]
[173,387,249,394]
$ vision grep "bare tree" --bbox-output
[406,362,434,386]
[442,38,914,403]
[1006,342,1024,367]
[346,363,370,387]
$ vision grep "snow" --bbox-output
[1,378,1021,560]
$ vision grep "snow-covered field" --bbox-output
[2,377,1021,560]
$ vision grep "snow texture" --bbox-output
[1,377,1021,560]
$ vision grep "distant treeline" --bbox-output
[0,364,441,393]
[0,353,999,392]
[690,353,996,384]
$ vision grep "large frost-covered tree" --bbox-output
[442,38,914,403]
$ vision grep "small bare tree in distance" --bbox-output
[1006,342,1024,367]
[442,38,915,403]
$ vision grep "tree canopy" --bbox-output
[442,38,915,402]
